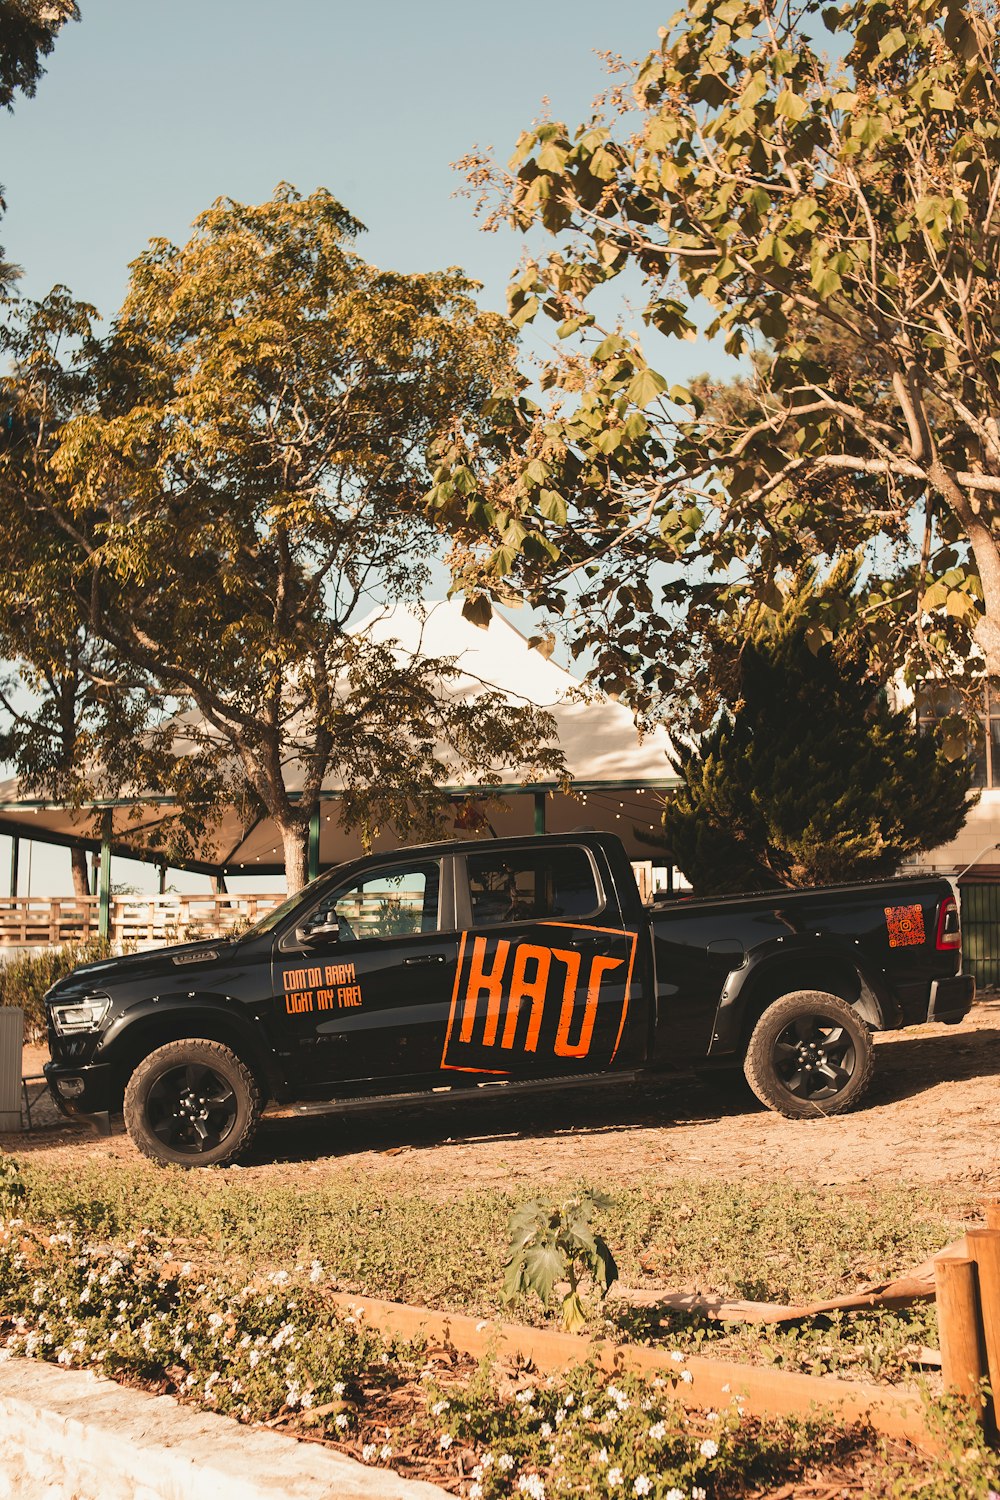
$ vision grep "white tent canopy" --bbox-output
[0,599,678,878]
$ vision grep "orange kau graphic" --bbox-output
[442,926,637,1074]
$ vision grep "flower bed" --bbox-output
[0,1208,996,1500]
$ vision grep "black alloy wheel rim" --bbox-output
[772,1015,857,1102]
[146,1063,238,1154]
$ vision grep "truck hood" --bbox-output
[45,939,234,999]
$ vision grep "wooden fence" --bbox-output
[0,893,286,950]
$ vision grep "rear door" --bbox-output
[273,854,460,1090]
[442,843,640,1079]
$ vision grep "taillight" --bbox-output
[936,895,961,950]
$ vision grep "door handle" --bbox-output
[403,953,446,966]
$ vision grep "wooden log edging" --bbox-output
[328,1292,936,1453]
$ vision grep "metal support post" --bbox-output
[98,809,113,940]
[8,836,18,898]
[308,806,321,882]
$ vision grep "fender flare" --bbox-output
[94,993,285,1102]
[708,936,895,1056]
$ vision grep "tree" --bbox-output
[0,2,79,288]
[432,0,1000,716]
[38,186,562,889]
[0,0,77,109]
[0,286,145,896]
[646,568,975,892]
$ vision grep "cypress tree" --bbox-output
[648,571,976,894]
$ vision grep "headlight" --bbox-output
[51,995,111,1035]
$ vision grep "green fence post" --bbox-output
[533,790,546,835]
[98,810,112,940]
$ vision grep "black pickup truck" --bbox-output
[42,832,973,1167]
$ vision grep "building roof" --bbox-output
[0,599,678,874]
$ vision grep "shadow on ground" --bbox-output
[9,1012,1000,1167]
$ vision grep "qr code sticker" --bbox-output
[884,904,926,948]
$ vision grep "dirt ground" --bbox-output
[8,996,1000,1199]
[7,996,1000,1194]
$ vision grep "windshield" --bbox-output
[238,866,343,938]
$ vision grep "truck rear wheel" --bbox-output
[123,1039,261,1167]
[743,990,874,1119]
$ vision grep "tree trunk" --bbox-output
[70,844,90,897]
[279,820,310,894]
[929,464,1000,677]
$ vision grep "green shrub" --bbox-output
[504,1191,618,1332]
[0,940,129,1042]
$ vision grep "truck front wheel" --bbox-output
[743,990,874,1119]
[123,1039,261,1167]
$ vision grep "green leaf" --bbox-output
[537,142,568,172]
[593,334,628,362]
[877,26,906,59]
[538,488,567,524]
[523,458,550,488]
[522,1242,566,1306]
[626,368,668,407]
[775,89,808,122]
[462,595,493,629]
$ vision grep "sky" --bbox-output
[0,0,723,898]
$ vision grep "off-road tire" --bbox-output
[743,990,875,1119]
[123,1039,261,1168]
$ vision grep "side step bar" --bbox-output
[287,1070,640,1119]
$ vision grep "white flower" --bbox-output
[563,1393,574,1407]
[540,1421,552,1437]
[380,1445,392,1461]
[679,1370,693,1384]
[334,1413,349,1431]
[517,1476,545,1500]
[692,1490,707,1500]
[439,1433,453,1450]
[332,1381,346,1396]
[699,1438,719,1459]
[633,1479,651,1497]
[363,1444,378,1462]
[595,1447,609,1466]
[469,1488,483,1500]
[497,1454,515,1472]
[581,1404,594,1419]
[516,1387,536,1404]
[300,1391,314,1410]
[432,1399,450,1416]
[666,1490,685,1500]
[309,1260,323,1283]
[607,1468,623,1488]
[648,1421,666,1441]
[669,1350,686,1363]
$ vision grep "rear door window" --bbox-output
[466,846,601,927]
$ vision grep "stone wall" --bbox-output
[0,1357,448,1500]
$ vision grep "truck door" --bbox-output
[442,843,640,1079]
[273,855,459,1090]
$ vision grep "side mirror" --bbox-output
[294,917,341,949]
